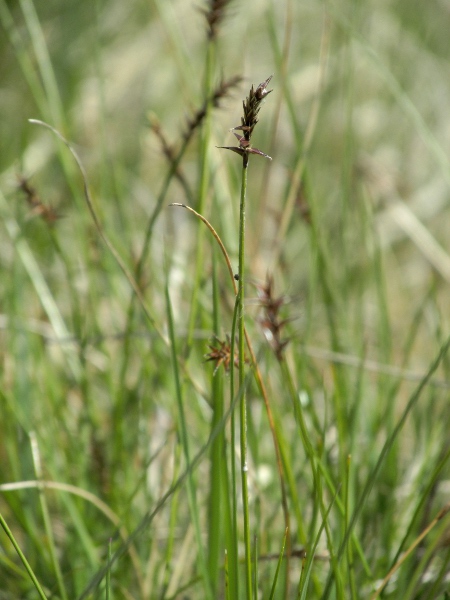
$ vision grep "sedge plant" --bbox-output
[218,75,273,600]
[3,2,450,599]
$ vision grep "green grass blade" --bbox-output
[237,158,253,600]
[18,0,65,128]
[268,528,288,600]
[105,538,112,600]
[0,188,81,379]
[29,432,69,600]
[321,336,450,598]
[164,280,213,600]
[207,246,225,595]
[0,510,49,600]
[298,486,340,600]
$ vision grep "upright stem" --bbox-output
[238,156,253,600]
[0,512,48,600]
[186,42,215,353]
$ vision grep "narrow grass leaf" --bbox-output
[164,280,213,600]
[268,528,288,600]
[0,511,49,600]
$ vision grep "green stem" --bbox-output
[238,157,253,600]
[208,246,223,595]
[114,123,193,472]
[106,538,112,600]
[185,41,215,354]
[159,442,181,598]
[345,455,357,600]
[0,511,48,600]
[280,359,344,597]
[165,283,213,600]
[229,293,240,600]
[30,433,68,600]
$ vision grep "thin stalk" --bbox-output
[229,293,240,600]
[185,41,215,353]
[164,194,375,585]
[321,336,450,600]
[115,105,205,467]
[0,0,48,117]
[268,528,288,600]
[29,432,69,600]
[371,502,450,599]
[165,283,213,600]
[16,0,86,217]
[157,442,181,599]
[225,550,230,600]
[105,539,112,600]
[281,359,344,596]
[423,547,450,600]
[245,346,291,598]
[253,534,258,600]
[389,444,450,569]
[0,193,81,379]
[208,244,224,595]
[238,157,253,600]
[27,120,163,340]
[395,506,450,600]
[78,359,248,600]
[0,511,48,600]
[345,455,357,599]
[18,0,64,128]
[255,0,293,247]
[297,487,340,600]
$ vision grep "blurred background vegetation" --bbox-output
[1,0,450,598]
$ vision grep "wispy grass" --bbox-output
[1,1,450,599]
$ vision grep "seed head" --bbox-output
[183,75,242,143]
[255,275,291,361]
[240,75,273,141]
[203,0,234,41]
[17,175,60,225]
[218,75,273,165]
[205,336,241,374]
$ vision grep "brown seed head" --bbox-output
[255,274,290,361]
[218,75,273,164]
[183,75,242,143]
[17,175,60,225]
[241,75,273,142]
[205,335,245,374]
[203,0,234,40]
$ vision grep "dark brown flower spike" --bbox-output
[255,274,291,361]
[218,75,273,164]
[183,75,242,143]
[240,75,273,141]
[254,75,273,100]
[202,0,234,41]
[149,113,190,190]
[148,75,241,190]
[205,335,246,374]
[17,175,60,225]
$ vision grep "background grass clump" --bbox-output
[1,0,450,599]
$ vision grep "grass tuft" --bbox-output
[1,1,450,599]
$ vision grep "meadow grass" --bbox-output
[1,1,450,598]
